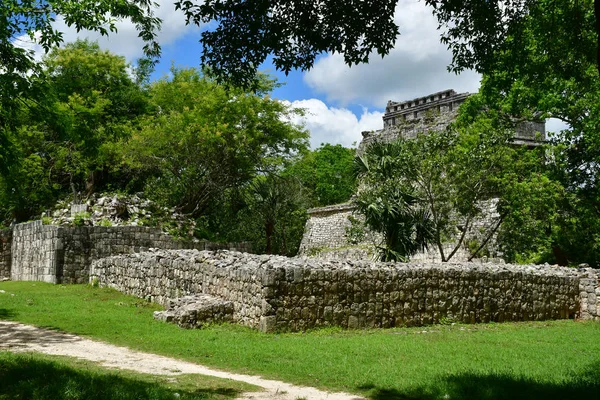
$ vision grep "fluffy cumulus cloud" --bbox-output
[304,0,481,108]
[14,0,197,62]
[286,99,383,149]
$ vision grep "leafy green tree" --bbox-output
[241,175,309,255]
[283,143,356,207]
[120,67,308,218]
[0,0,160,173]
[175,0,399,87]
[170,0,600,86]
[354,141,435,262]
[353,104,562,264]
[0,40,149,222]
[457,1,600,266]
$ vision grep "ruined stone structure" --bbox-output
[301,89,546,262]
[5,220,250,284]
[90,249,600,332]
[154,294,235,329]
[4,219,599,333]
[4,89,594,334]
[0,228,12,280]
[361,89,546,148]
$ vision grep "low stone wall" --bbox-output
[90,250,598,332]
[0,228,12,280]
[9,221,251,284]
[91,250,267,329]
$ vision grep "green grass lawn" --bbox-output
[1,281,599,400]
[0,352,255,400]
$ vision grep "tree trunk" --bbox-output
[467,214,505,262]
[565,0,600,76]
[265,220,274,254]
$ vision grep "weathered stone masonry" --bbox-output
[90,250,600,332]
[0,228,12,280]
[298,203,358,252]
[8,220,250,284]
[302,89,547,262]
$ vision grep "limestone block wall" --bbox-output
[579,268,600,320]
[298,204,356,253]
[11,221,62,283]
[90,250,596,332]
[8,220,251,284]
[90,250,269,329]
[0,228,12,279]
[299,200,501,263]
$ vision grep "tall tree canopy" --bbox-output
[0,0,160,175]
[170,0,600,86]
[120,67,308,218]
[0,40,149,222]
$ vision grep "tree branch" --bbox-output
[467,213,506,262]
[596,0,600,75]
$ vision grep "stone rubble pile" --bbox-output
[43,193,195,236]
[154,294,234,329]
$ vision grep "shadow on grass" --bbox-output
[0,308,16,318]
[359,363,600,400]
[0,353,242,400]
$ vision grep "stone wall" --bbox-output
[91,250,268,329]
[0,228,12,280]
[579,268,600,320]
[8,220,251,284]
[11,221,62,283]
[297,201,501,263]
[90,250,598,332]
[298,204,358,254]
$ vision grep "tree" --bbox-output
[0,40,150,223]
[428,0,600,76]
[283,143,356,207]
[457,1,600,266]
[1,0,160,77]
[175,0,399,87]
[120,67,308,218]
[353,141,435,262]
[170,0,600,86]
[242,174,309,255]
[353,103,562,264]
[0,0,161,174]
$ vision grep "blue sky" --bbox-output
[17,0,567,149]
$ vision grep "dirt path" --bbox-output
[0,321,365,400]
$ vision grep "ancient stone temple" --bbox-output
[361,89,546,149]
[300,89,546,262]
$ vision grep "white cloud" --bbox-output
[14,1,197,63]
[304,0,481,107]
[12,32,44,63]
[546,118,570,137]
[287,99,383,148]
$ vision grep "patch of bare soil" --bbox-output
[0,321,365,400]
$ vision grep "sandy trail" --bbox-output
[0,321,365,400]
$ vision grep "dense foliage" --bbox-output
[283,143,356,207]
[0,0,160,174]
[0,39,363,256]
[463,0,600,266]
[354,110,562,264]
[0,40,149,222]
